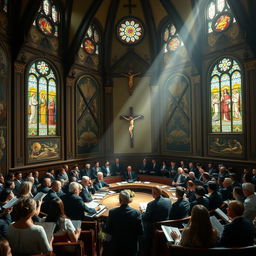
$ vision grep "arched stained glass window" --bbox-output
[33,0,60,37]
[207,0,235,33]
[210,57,242,133]
[0,0,8,12]
[81,24,101,55]
[27,60,57,136]
[162,23,184,53]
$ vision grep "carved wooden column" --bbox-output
[191,74,202,156]
[66,76,75,160]
[104,86,113,155]
[14,61,26,167]
[245,59,256,160]
[150,85,160,154]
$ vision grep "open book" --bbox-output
[215,208,230,223]
[161,225,181,243]
[210,215,224,236]
[2,197,20,209]
[139,202,148,212]
[34,192,47,201]
[35,222,56,243]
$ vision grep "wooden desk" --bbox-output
[96,178,177,217]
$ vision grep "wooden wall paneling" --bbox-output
[14,61,26,167]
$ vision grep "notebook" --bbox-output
[161,225,181,243]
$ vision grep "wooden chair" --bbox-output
[167,245,256,256]
[52,241,84,256]
[79,230,96,256]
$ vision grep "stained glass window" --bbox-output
[162,23,184,53]
[210,57,242,133]
[207,0,235,33]
[27,60,57,136]
[0,0,7,12]
[117,17,144,45]
[81,24,100,55]
[33,0,60,37]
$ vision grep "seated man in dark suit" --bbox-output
[123,166,137,182]
[190,186,209,212]
[102,161,113,177]
[91,162,102,180]
[80,163,94,180]
[61,182,97,220]
[219,177,233,201]
[93,172,109,191]
[207,181,223,210]
[37,177,51,194]
[169,186,190,220]
[138,158,150,175]
[80,176,95,202]
[41,180,61,214]
[219,200,255,247]
[105,190,143,256]
[111,158,124,176]
[148,159,159,175]
[169,161,177,179]
[172,168,186,187]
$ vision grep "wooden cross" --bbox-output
[120,107,144,148]
[123,0,137,14]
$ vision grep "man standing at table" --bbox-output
[105,190,143,256]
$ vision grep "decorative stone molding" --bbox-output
[245,59,256,71]
[66,77,75,87]
[14,62,25,74]
[190,74,200,85]
[104,86,113,94]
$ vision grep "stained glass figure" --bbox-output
[81,24,100,55]
[27,61,57,136]
[162,23,184,53]
[34,0,59,37]
[210,58,242,133]
[207,0,234,33]
[117,17,144,45]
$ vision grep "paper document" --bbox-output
[161,185,168,188]
[2,197,20,209]
[121,181,128,184]
[210,216,224,235]
[139,202,148,212]
[85,201,99,208]
[143,181,151,184]
[35,222,56,243]
[34,192,47,201]
[85,204,107,218]
[215,208,230,223]
[161,225,181,243]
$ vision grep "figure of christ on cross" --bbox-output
[120,107,144,148]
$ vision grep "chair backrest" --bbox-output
[168,245,256,256]
[53,241,84,256]
[155,216,191,229]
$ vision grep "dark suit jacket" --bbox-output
[142,196,172,224]
[0,213,11,238]
[123,170,137,182]
[190,196,209,211]
[41,189,59,214]
[111,163,124,176]
[138,162,150,174]
[173,174,186,186]
[37,185,51,194]
[148,162,160,175]
[219,217,255,247]
[106,204,143,255]
[102,165,113,177]
[91,167,102,179]
[61,193,96,220]
[169,198,190,220]
[80,168,94,179]
[169,166,177,179]
[80,185,94,202]
[208,191,223,210]
[219,186,233,201]
[93,179,109,191]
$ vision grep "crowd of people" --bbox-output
[0,158,255,255]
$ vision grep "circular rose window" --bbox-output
[117,17,144,45]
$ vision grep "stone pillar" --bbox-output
[14,61,26,167]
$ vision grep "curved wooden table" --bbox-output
[95,176,177,217]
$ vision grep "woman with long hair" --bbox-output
[45,197,81,242]
[171,204,219,247]
[18,181,32,198]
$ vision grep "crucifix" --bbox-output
[123,0,137,14]
[120,107,144,148]
[121,70,141,95]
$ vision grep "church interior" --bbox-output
[1,0,256,255]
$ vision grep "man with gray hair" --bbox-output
[93,172,109,191]
[106,190,143,256]
[61,182,97,220]
[80,176,95,202]
[242,182,256,222]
